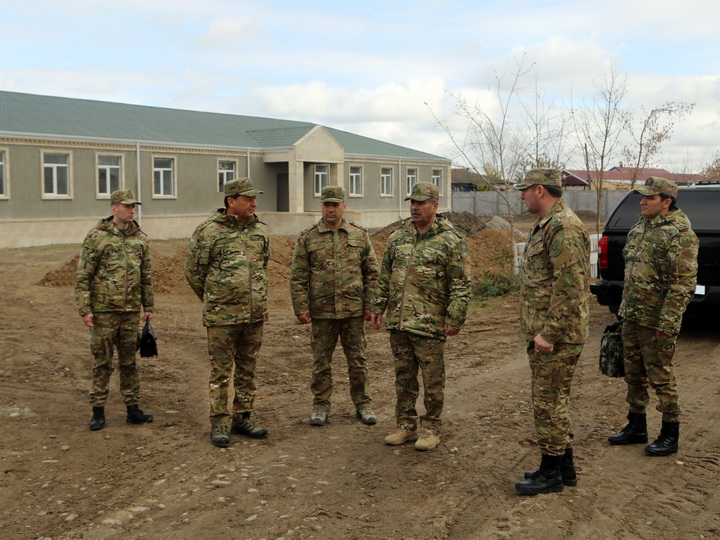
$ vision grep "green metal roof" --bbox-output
[0,90,447,161]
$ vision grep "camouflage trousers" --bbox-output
[389,331,445,433]
[527,341,583,456]
[88,311,142,407]
[622,319,681,422]
[310,317,371,411]
[206,322,263,427]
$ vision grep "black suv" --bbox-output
[591,183,720,315]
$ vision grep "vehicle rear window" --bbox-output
[606,189,720,231]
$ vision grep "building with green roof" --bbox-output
[0,90,451,247]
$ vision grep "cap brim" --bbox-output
[117,200,141,205]
[633,188,656,196]
[404,195,433,201]
[322,198,343,203]
[514,183,530,191]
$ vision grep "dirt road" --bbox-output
[1,239,718,540]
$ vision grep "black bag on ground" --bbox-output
[599,320,624,377]
[139,320,158,358]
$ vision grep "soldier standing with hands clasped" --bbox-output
[290,186,379,426]
[185,178,270,448]
[76,189,154,431]
[608,177,698,456]
[371,182,472,452]
[514,169,590,495]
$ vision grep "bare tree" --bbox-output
[621,102,695,188]
[571,67,627,235]
[700,152,720,180]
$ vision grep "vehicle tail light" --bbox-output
[598,235,609,270]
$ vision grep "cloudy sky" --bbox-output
[2,0,719,172]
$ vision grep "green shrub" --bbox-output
[473,271,519,299]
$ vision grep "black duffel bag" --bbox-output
[139,320,158,358]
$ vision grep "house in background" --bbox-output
[0,91,451,248]
[563,166,706,190]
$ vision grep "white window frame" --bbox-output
[349,166,363,197]
[152,155,176,198]
[0,148,8,199]
[406,168,418,196]
[218,159,237,192]
[314,164,329,196]
[432,169,442,189]
[41,150,73,199]
[381,167,393,197]
[96,153,124,198]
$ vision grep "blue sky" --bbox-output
[2,0,719,171]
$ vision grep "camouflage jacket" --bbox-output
[519,198,590,344]
[372,215,472,340]
[619,209,698,335]
[290,218,379,319]
[184,210,269,327]
[75,217,153,316]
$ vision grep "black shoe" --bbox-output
[645,422,679,456]
[608,412,648,445]
[516,454,564,496]
[231,413,268,439]
[525,448,577,486]
[126,404,153,424]
[211,424,230,448]
[89,406,105,431]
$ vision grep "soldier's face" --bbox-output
[227,195,257,219]
[520,185,541,214]
[111,203,135,227]
[410,199,438,230]
[321,201,346,227]
[640,194,671,219]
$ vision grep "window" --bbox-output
[218,160,236,192]
[43,152,71,197]
[314,164,329,196]
[406,168,418,196]
[0,150,6,198]
[98,155,122,196]
[381,167,393,196]
[432,169,442,189]
[153,157,175,197]
[349,166,363,196]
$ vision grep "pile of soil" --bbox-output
[37,255,79,287]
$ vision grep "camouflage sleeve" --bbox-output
[657,229,698,335]
[361,230,380,310]
[289,234,310,316]
[371,240,393,314]
[541,226,589,344]
[445,237,472,330]
[184,228,211,302]
[140,237,154,312]
[75,232,100,316]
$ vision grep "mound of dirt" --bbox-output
[37,255,79,287]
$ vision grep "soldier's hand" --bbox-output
[362,309,372,321]
[370,313,382,330]
[297,313,311,324]
[143,312,153,322]
[533,334,554,353]
[445,325,459,336]
[656,330,671,339]
[82,313,94,328]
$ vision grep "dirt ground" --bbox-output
[1,223,719,540]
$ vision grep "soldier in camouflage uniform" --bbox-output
[290,186,380,426]
[76,189,154,431]
[185,178,270,448]
[371,182,472,452]
[513,169,590,496]
[608,177,698,456]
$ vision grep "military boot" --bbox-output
[384,426,418,446]
[356,407,377,425]
[608,412,647,445]
[645,421,679,456]
[525,447,577,486]
[231,412,268,439]
[89,406,105,431]
[210,424,230,448]
[415,428,440,451]
[126,404,153,424]
[516,454,564,496]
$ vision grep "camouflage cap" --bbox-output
[633,177,678,198]
[110,189,141,205]
[321,185,345,203]
[515,168,562,190]
[224,177,263,197]
[405,182,439,201]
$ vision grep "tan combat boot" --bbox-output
[384,426,418,445]
[415,428,440,451]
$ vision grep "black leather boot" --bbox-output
[608,412,648,445]
[89,406,105,431]
[231,412,268,439]
[524,447,577,486]
[126,404,153,424]
[516,454,564,495]
[645,421,679,456]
